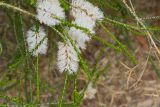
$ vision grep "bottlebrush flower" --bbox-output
[71,0,104,21]
[84,82,97,100]
[69,0,104,50]
[68,27,90,49]
[68,16,95,50]
[36,0,65,26]
[57,42,79,74]
[26,26,48,56]
[74,16,95,33]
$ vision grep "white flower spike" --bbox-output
[36,0,65,26]
[57,42,79,74]
[74,16,96,33]
[26,26,48,56]
[84,82,97,100]
[68,27,90,49]
[71,0,104,21]
[69,0,104,50]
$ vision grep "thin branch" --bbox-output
[122,0,160,56]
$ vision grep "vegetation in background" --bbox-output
[0,0,160,106]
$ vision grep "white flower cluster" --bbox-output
[27,0,65,56]
[69,0,104,49]
[84,82,97,100]
[58,0,104,73]
[57,42,79,73]
[36,0,65,26]
[26,0,104,74]
[71,0,104,21]
[26,26,48,56]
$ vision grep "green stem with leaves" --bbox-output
[58,73,69,107]
[36,55,40,103]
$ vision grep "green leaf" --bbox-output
[14,12,25,55]
[9,12,27,70]
[99,22,138,65]
[0,94,34,106]
[73,90,83,106]
[60,0,70,12]
[25,0,36,6]
[0,79,17,91]
[0,104,7,107]
[30,0,36,5]
[0,43,2,55]
[8,49,23,69]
